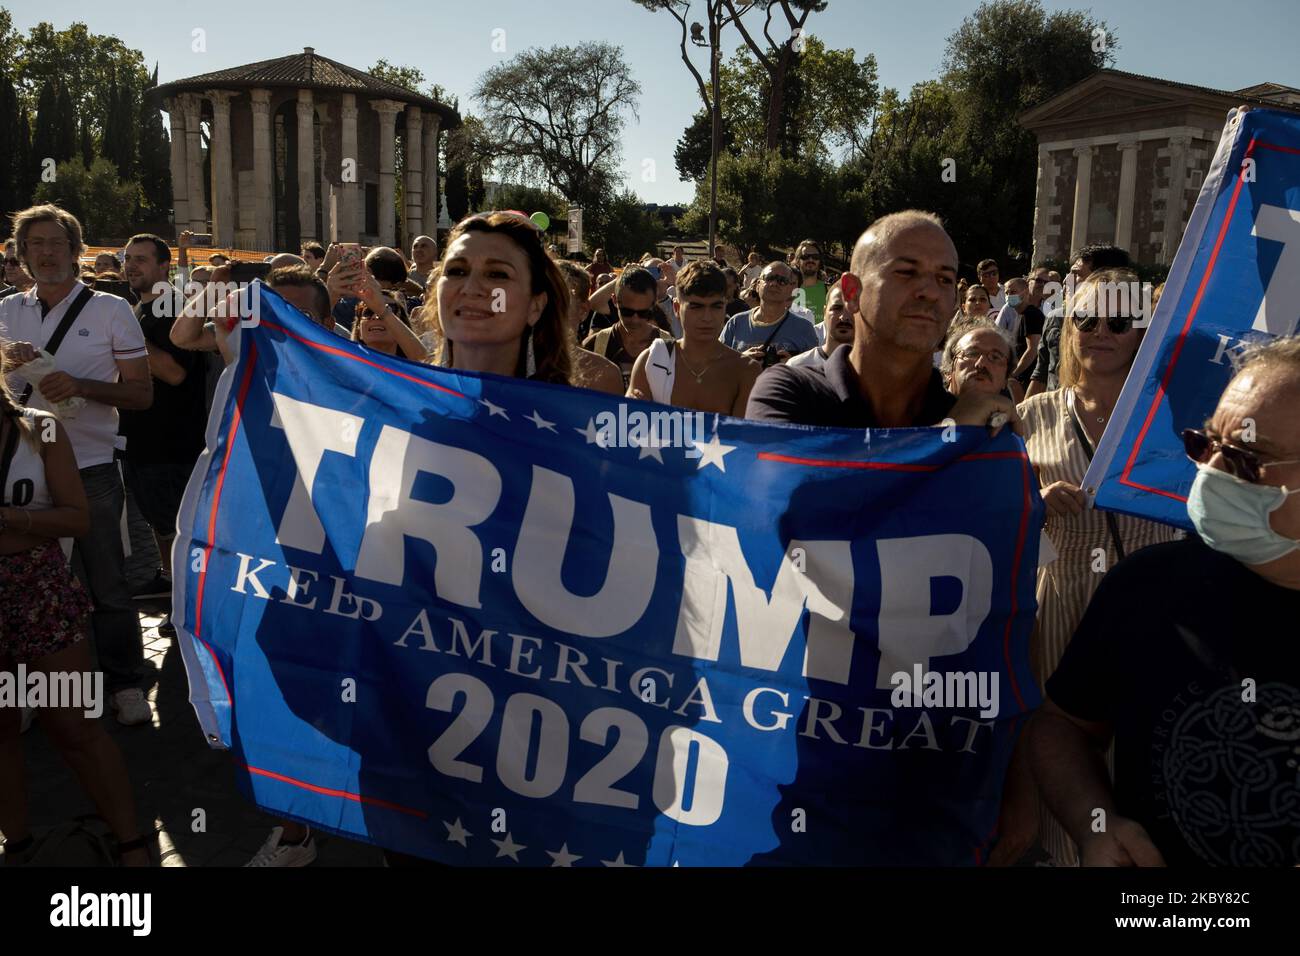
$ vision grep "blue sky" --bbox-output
[11,0,1298,205]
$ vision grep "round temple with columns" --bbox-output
[153,47,460,252]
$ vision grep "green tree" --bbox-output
[935,0,1113,263]
[0,70,22,216]
[444,113,491,221]
[711,35,878,162]
[53,81,76,164]
[473,42,640,239]
[674,108,734,182]
[137,64,171,219]
[678,150,831,252]
[489,183,566,222]
[30,80,58,166]
[34,156,139,242]
[595,190,666,262]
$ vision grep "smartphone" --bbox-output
[229,261,272,283]
[339,243,363,270]
[188,233,214,247]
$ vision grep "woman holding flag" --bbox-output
[1017,268,1178,865]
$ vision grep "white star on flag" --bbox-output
[690,433,736,472]
[601,851,636,867]
[490,832,526,862]
[630,434,664,463]
[443,818,472,847]
[526,409,557,432]
[480,398,509,419]
[576,418,608,447]
[547,843,582,867]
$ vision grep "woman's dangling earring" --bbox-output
[525,324,537,378]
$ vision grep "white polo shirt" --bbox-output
[0,281,148,468]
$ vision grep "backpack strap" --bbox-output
[645,337,675,404]
[18,284,95,405]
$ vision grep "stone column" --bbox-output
[1162,135,1193,264]
[423,113,441,237]
[297,89,317,243]
[1031,144,1053,265]
[249,89,274,250]
[403,105,423,249]
[1069,145,1093,259]
[371,99,404,245]
[181,94,208,234]
[1113,137,1140,254]
[164,98,189,232]
[205,90,236,247]
[340,94,359,241]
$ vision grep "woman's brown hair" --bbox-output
[432,212,574,385]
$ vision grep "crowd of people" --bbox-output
[1,199,1297,869]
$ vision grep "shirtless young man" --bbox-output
[627,260,759,416]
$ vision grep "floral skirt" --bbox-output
[0,540,92,663]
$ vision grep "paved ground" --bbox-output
[7,491,383,867]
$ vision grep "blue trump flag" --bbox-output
[173,288,1043,866]
[1084,107,1300,528]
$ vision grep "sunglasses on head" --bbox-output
[1182,428,1300,483]
[1071,313,1134,334]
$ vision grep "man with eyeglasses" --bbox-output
[940,319,1013,399]
[719,260,819,369]
[976,258,1005,312]
[0,204,154,725]
[1,240,34,299]
[582,266,674,389]
[793,239,830,325]
[1030,334,1300,866]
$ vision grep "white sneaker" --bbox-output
[244,826,317,867]
[20,706,36,734]
[109,688,153,726]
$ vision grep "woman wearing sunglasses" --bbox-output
[1016,268,1178,865]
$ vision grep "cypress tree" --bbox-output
[30,80,57,170]
[53,82,76,163]
[79,119,94,168]
[138,63,171,217]
[102,67,121,175]
[0,72,18,217]
[15,104,34,208]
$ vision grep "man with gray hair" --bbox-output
[1031,334,1300,866]
[941,317,1014,398]
[0,204,154,725]
[747,209,1020,434]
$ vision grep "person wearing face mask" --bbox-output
[1028,333,1300,867]
[1015,269,1179,865]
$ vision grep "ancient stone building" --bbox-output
[1020,69,1300,266]
[153,48,459,251]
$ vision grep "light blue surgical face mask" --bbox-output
[1005,294,1022,308]
[1187,463,1300,565]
